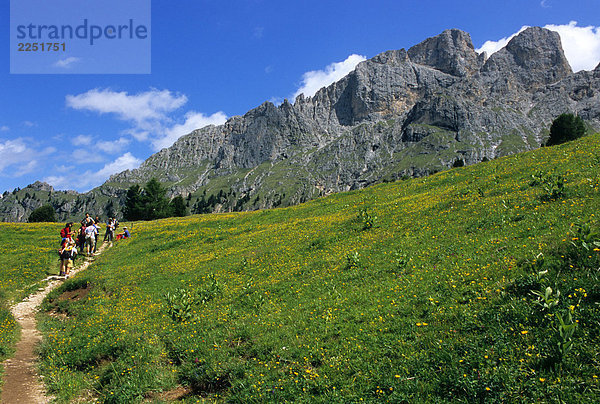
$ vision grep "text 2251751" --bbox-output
[18,42,66,52]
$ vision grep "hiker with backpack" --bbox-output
[60,222,73,244]
[76,221,86,251]
[58,232,77,278]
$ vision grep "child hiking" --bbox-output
[58,234,77,278]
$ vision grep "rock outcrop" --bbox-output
[407,29,484,77]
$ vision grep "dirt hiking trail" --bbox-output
[1,242,109,404]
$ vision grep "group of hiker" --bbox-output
[57,213,130,278]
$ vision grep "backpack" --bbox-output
[60,245,77,260]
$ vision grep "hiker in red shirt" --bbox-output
[60,222,73,245]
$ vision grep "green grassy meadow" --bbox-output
[2,134,599,402]
[0,221,66,387]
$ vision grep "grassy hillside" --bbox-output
[35,134,600,402]
[0,222,65,387]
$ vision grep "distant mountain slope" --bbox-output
[2,27,599,222]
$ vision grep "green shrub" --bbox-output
[530,172,566,201]
[164,288,195,322]
[507,274,540,297]
[197,274,221,304]
[345,251,361,270]
[541,174,566,200]
[357,207,375,230]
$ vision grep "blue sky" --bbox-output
[1,0,599,193]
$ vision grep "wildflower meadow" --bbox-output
[2,134,600,402]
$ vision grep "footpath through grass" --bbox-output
[0,222,64,389]
[35,134,600,402]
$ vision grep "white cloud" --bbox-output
[154,111,228,150]
[43,175,69,189]
[15,160,38,176]
[545,21,600,72]
[476,21,600,72]
[0,139,28,172]
[72,148,105,164]
[476,27,528,57]
[96,137,131,154]
[122,128,150,142]
[0,126,9,132]
[94,152,142,179]
[54,164,75,173]
[66,88,227,152]
[66,88,188,125]
[253,26,265,39]
[269,97,284,106]
[23,121,36,127]
[292,54,367,100]
[71,134,93,146]
[54,57,81,68]
[44,152,142,191]
[0,138,52,176]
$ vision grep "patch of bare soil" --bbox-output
[0,243,108,403]
[57,284,91,302]
[146,386,194,402]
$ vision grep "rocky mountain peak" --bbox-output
[369,49,410,65]
[407,28,483,77]
[26,181,54,192]
[483,26,572,89]
[506,27,571,75]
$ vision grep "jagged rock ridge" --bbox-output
[2,27,599,221]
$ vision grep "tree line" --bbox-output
[27,178,187,222]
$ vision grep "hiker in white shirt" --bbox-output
[84,224,97,256]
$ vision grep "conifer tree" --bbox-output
[547,113,586,146]
[123,184,145,221]
[142,178,171,220]
[170,195,188,217]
